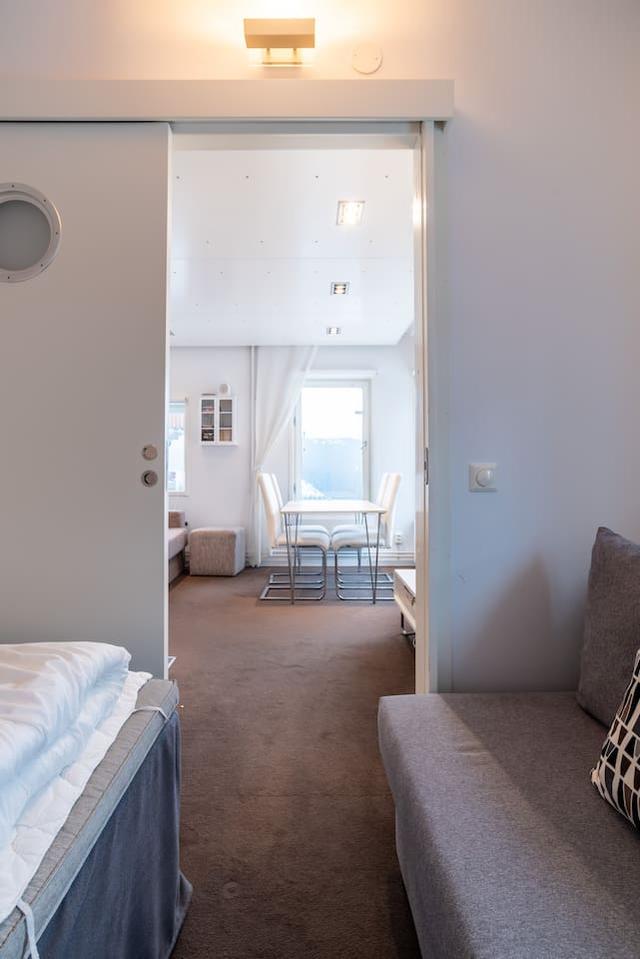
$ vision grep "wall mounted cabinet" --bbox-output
[200,394,236,446]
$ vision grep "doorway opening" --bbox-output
[164,119,430,958]
[166,121,428,690]
[168,123,428,689]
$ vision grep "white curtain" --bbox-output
[248,345,317,566]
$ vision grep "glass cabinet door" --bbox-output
[201,396,215,443]
[218,398,233,443]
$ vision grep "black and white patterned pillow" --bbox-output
[592,649,640,828]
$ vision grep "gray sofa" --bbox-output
[379,528,640,958]
[168,510,188,583]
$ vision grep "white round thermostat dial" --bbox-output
[476,468,494,488]
[352,44,383,76]
[219,383,231,396]
[469,462,497,492]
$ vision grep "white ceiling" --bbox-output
[170,145,415,347]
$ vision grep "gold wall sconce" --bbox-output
[243,18,315,66]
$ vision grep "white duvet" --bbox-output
[0,642,151,923]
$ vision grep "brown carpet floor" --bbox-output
[169,568,420,959]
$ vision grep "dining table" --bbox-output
[280,498,386,604]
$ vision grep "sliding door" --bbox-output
[0,123,170,676]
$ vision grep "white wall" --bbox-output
[169,341,416,552]
[4,1,640,690]
[169,347,253,531]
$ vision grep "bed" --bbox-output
[0,649,191,959]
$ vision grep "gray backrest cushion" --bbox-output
[577,527,640,726]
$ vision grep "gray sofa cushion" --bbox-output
[578,527,640,726]
[379,692,640,959]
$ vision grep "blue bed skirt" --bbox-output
[36,711,191,958]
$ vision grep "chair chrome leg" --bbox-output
[320,548,327,600]
[336,549,393,602]
[293,547,326,600]
[337,582,394,594]
[266,578,325,592]
[269,569,323,586]
[335,547,394,602]
[337,574,393,587]
[337,568,393,585]
[335,548,392,586]
[337,587,394,602]
[260,547,327,601]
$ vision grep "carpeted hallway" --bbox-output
[170,567,420,959]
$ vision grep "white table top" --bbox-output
[281,498,385,516]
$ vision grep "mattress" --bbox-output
[0,644,151,923]
[0,678,182,959]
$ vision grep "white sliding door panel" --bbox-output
[0,123,170,676]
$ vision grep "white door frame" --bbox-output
[410,120,452,693]
[413,123,432,694]
[0,78,453,123]
[0,78,454,693]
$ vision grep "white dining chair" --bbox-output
[265,473,330,589]
[269,473,328,536]
[330,473,390,547]
[266,472,329,585]
[331,471,393,574]
[257,471,330,601]
[330,472,402,600]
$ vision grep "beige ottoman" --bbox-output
[189,527,246,577]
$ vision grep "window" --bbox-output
[167,400,187,494]
[295,381,369,499]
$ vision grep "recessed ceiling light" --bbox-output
[326,326,342,336]
[337,200,365,226]
[331,281,349,295]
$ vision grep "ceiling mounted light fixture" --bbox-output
[244,18,315,66]
[331,281,349,295]
[326,327,342,336]
[337,200,365,226]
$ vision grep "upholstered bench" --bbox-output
[379,527,640,959]
[189,527,246,577]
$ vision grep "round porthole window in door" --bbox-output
[0,183,62,282]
